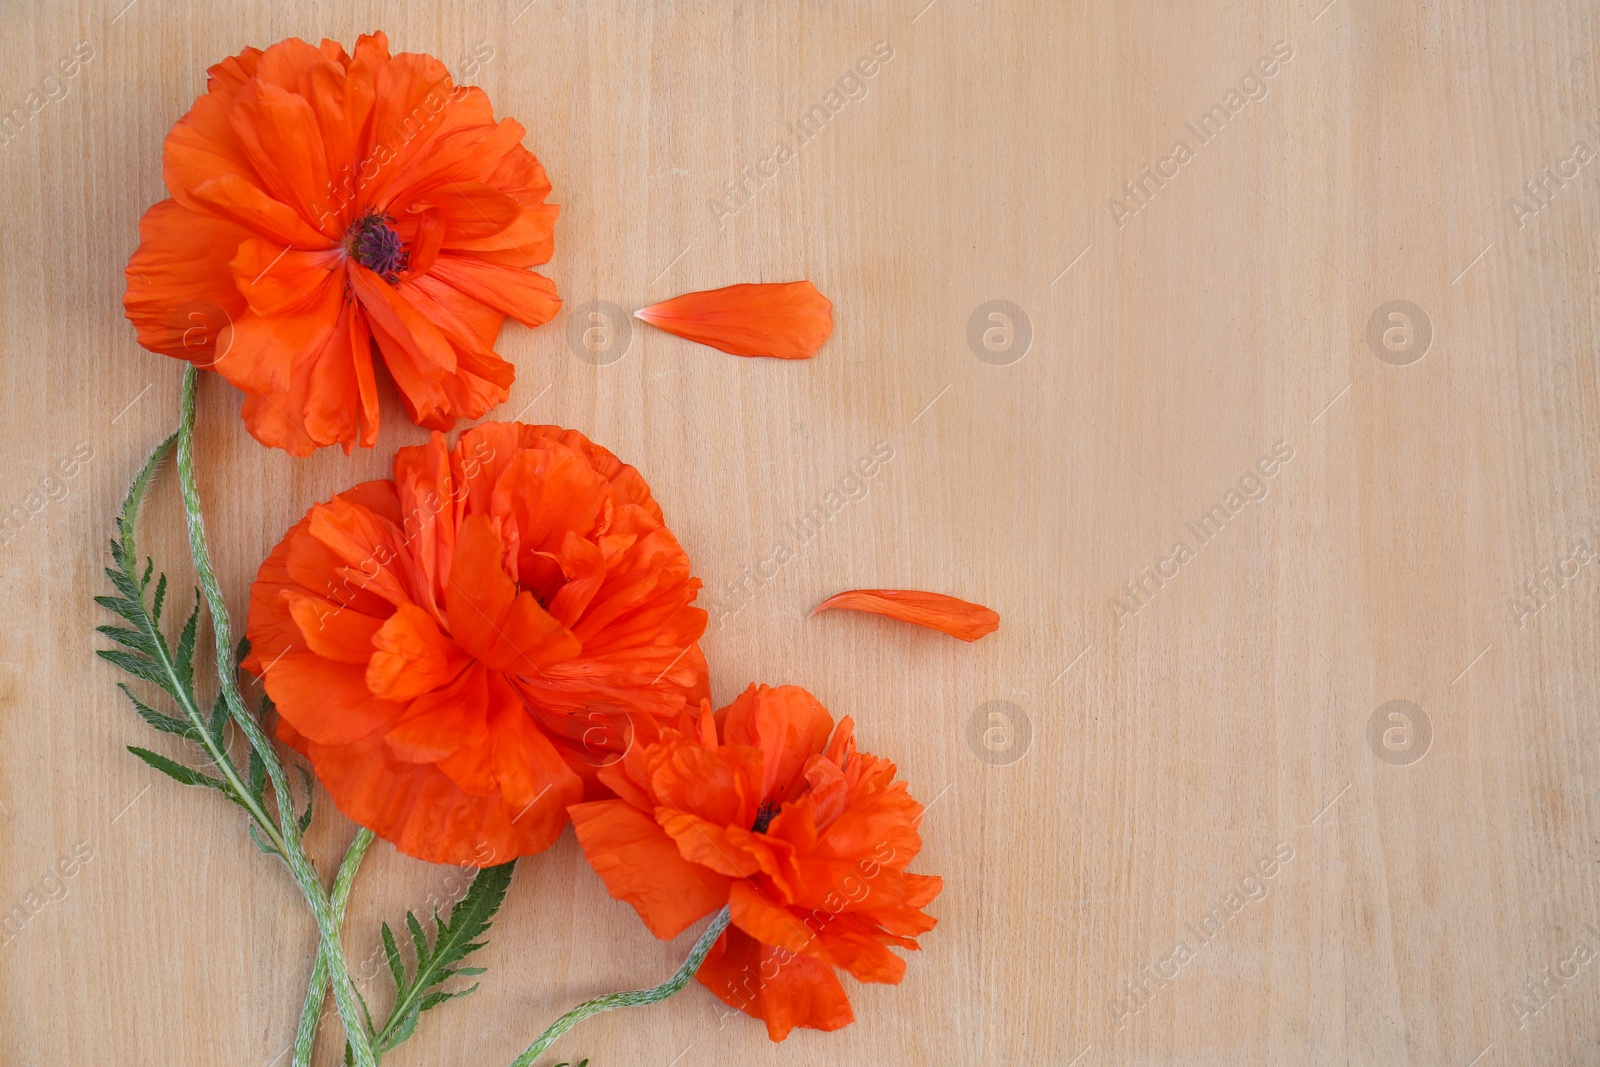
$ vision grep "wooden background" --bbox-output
[2,1,1598,1064]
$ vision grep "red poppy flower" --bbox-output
[569,684,941,1040]
[124,33,560,455]
[636,282,833,359]
[243,422,709,864]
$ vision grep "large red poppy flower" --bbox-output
[569,684,941,1040]
[124,33,560,455]
[243,422,709,864]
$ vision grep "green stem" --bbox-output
[127,437,289,859]
[508,907,731,1067]
[294,829,375,1067]
[176,366,377,1067]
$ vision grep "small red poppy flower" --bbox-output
[569,684,941,1040]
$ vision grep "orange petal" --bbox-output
[717,684,835,800]
[810,589,1000,642]
[263,652,401,746]
[224,80,334,231]
[122,199,252,364]
[366,602,472,702]
[285,590,383,664]
[635,281,832,360]
[277,715,565,866]
[384,661,490,763]
[568,798,733,940]
[696,926,855,1041]
[728,882,832,964]
[444,515,583,673]
[427,254,562,329]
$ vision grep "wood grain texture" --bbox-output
[2,1,1598,1064]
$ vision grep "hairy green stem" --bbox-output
[294,829,375,1067]
[126,435,289,859]
[176,366,377,1067]
[508,907,731,1067]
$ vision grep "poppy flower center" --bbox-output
[752,799,780,834]
[346,210,409,282]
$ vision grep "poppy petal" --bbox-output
[285,590,383,664]
[367,603,472,703]
[263,652,400,745]
[385,663,490,763]
[278,717,562,865]
[428,254,562,329]
[697,927,855,1041]
[444,515,582,673]
[717,684,836,800]
[122,199,252,364]
[728,882,833,964]
[435,671,582,819]
[635,281,832,360]
[569,798,732,939]
[810,589,1000,642]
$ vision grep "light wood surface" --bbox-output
[3,1,1599,1064]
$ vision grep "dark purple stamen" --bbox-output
[347,210,409,283]
[752,800,780,834]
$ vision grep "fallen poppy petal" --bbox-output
[635,281,832,360]
[810,589,1000,642]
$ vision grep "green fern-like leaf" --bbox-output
[381,923,406,990]
[127,746,224,790]
[95,647,171,689]
[369,861,518,1055]
[295,765,315,834]
[96,433,270,835]
[118,683,199,740]
[174,596,199,690]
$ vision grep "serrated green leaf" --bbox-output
[115,432,174,567]
[381,923,406,991]
[175,596,199,680]
[405,912,429,967]
[151,573,168,626]
[418,985,476,1012]
[100,434,252,806]
[374,861,517,1054]
[93,592,140,619]
[96,624,157,658]
[297,775,314,834]
[206,692,228,746]
[97,648,172,690]
[247,745,266,803]
[117,683,197,740]
[354,985,374,1037]
[387,1004,422,1049]
[104,566,140,602]
[127,746,224,790]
